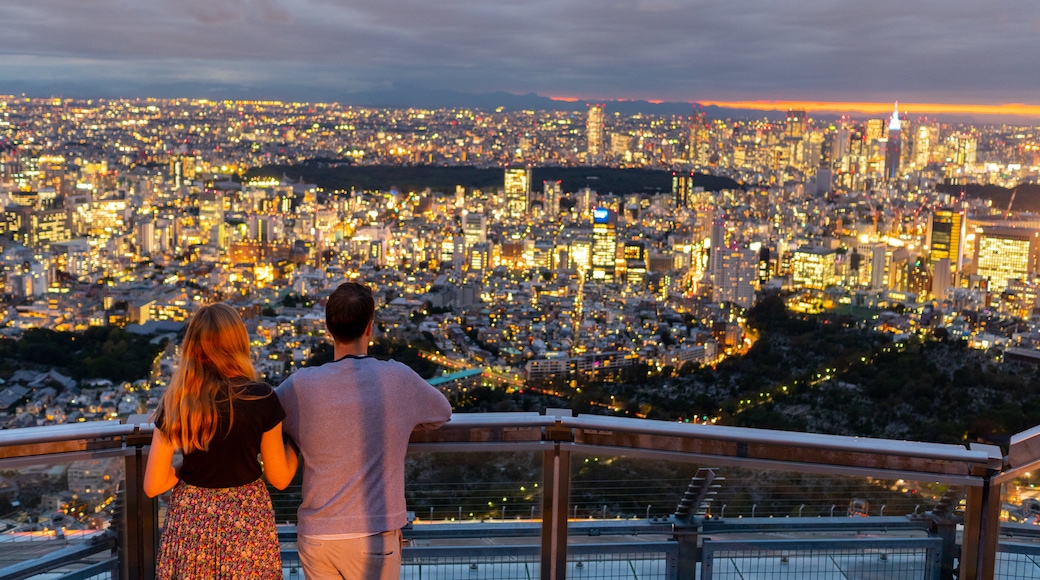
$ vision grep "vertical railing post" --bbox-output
[930,516,959,580]
[673,526,699,580]
[541,409,573,580]
[959,443,1002,580]
[910,486,960,580]
[121,414,159,580]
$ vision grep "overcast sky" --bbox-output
[2,0,1039,108]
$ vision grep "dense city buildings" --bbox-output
[2,93,1040,537]
[0,94,1038,422]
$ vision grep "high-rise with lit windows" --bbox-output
[672,171,694,209]
[543,180,562,216]
[884,102,901,179]
[503,167,531,217]
[928,209,965,275]
[974,227,1039,294]
[913,125,933,167]
[591,208,617,282]
[785,109,807,140]
[462,212,487,248]
[949,133,978,166]
[712,247,759,309]
[689,111,710,165]
[586,104,604,163]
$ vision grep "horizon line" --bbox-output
[6,92,1040,119]
[696,100,1040,118]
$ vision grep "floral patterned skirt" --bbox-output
[156,478,281,579]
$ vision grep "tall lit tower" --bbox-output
[912,125,932,167]
[885,102,901,179]
[591,207,618,282]
[503,167,531,217]
[785,109,807,140]
[543,180,562,216]
[709,216,729,282]
[672,171,694,209]
[689,110,710,165]
[927,209,965,274]
[586,104,604,163]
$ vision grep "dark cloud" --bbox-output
[1,0,1039,104]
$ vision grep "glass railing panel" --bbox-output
[280,546,304,580]
[0,455,121,579]
[405,451,543,525]
[701,537,942,580]
[0,414,1010,579]
[402,451,544,580]
[568,454,949,522]
[566,453,949,580]
[566,543,678,580]
[996,475,1040,580]
[402,545,540,580]
[265,450,546,526]
[269,481,304,526]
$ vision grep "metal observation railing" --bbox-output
[1,410,1040,580]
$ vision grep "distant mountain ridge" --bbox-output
[341,86,790,120]
[4,80,789,120]
[5,81,1013,122]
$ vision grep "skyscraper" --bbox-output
[586,104,604,163]
[689,111,710,165]
[672,171,694,209]
[949,132,978,166]
[591,207,618,282]
[503,167,531,217]
[975,226,1040,294]
[884,102,901,179]
[712,247,759,309]
[708,216,728,282]
[785,109,807,140]
[912,125,933,167]
[865,118,885,143]
[928,209,965,275]
[462,211,487,248]
[543,180,562,216]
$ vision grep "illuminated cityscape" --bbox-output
[4,0,1040,574]
[1,96,1040,403]
[2,94,1040,541]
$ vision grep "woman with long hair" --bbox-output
[144,303,297,579]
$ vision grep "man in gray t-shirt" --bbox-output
[277,282,452,580]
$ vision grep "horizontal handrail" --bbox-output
[559,414,999,484]
[0,413,1031,580]
[0,421,131,446]
[442,412,557,429]
[564,415,992,465]
[0,413,999,482]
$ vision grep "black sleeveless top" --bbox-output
[156,381,286,488]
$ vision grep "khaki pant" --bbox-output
[297,529,403,580]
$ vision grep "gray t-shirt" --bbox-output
[276,356,452,536]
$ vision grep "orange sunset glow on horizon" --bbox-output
[696,100,1040,119]
[546,97,1040,119]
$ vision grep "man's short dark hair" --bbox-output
[326,282,375,343]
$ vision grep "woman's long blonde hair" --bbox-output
[157,303,257,453]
